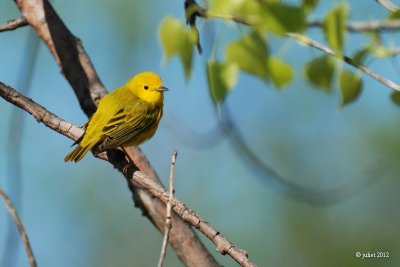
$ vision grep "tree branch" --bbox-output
[0,17,28,32]
[3,25,41,267]
[157,150,177,267]
[287,32,400,92]
[12,0,219,266]
[0,186,37,267]
[15,0,106,116]
[308,19,400,32]
[188,0,400,93]
[206,12,400,33]
[0,82,256,267]
[376,0,399,12]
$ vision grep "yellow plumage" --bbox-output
[64,72,168,162]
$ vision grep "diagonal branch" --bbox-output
[308,19,400,32]
[3,25,41,267]
[12,0,219,266]
[15,0,106,116]
[0,81,256,267]
[287,32,400,92]
[0,186,37,267]
[376,0,399,12]
[188,0,400,93]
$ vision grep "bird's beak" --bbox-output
[157,86,169,92]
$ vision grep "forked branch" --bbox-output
[11,0,219,265]
[0,82,256,267]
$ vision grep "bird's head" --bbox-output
[126,72,168,105]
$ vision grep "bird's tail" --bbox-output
[64,144,92,163]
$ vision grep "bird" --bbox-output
[64,72,168,162]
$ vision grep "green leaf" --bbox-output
[352,47,370,65]
[363,33,397,58]
[302,0,320,13]
[225,31,269,79]
[304,56,336,91]
[206,60,238,104]
[159,16,194,78]
[339,70,362,106]
[159,17,183,60]
[323,4,348,52]
[373,46,397,58]
[388,10,400,20]
[208,0,244,15]
[266,57,293,89]
[260,3,306,35]
[235,2,305,34]
[390,91,400,106]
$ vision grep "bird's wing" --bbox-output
[96,101,161,152]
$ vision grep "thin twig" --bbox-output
[0,186,37,267]
[157,150,178,267]
[3,24,41,267]
[0,17,28,32]
[308,19,400,32]
[0,82,256,267]
[12,1,219,265]
[287,32,400,92]
[207,12,400,33]
[376,0,399,12]
[191,1,400,92]
[127,170,254,267]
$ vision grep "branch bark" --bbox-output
[190,0,400,93]
[287,32,400,92]
[376,0,399,12]
[308,19,400,32]
[157,150,177,267]
[0,17,28,32]
[0,186,37,267]
[0,81,256,267]
[11,0,220,266]
[16,0,106,116]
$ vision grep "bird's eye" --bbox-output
[144,85,149,90]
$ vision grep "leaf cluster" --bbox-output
[159,0,400,107]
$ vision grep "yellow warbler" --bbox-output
[64,72,168,162]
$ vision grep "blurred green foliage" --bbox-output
[323,4,348,53]
[339,69,362,106]
[225,31,270,79]
[206,60,238,104]
[159,0,400,108]
[304,56,335,91]
[159,16,194,79]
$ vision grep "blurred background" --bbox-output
[1,0,399,266]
